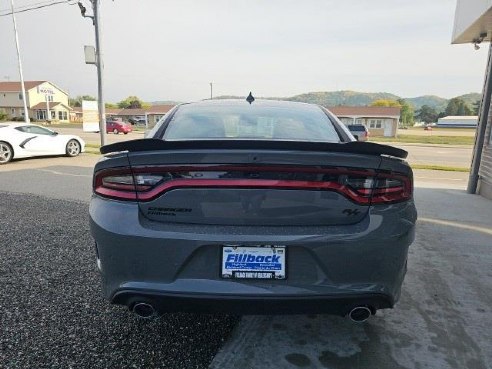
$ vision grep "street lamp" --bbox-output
[9,0,29,123]
[78,0,107,146]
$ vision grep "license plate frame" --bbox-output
[221,245,286,280]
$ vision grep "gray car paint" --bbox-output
[90,100,417,315]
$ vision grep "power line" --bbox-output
[0,0,61,13]
[0,0,77,17]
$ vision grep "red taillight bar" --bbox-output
[93,165,412,205]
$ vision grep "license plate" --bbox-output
[221,245,286,279]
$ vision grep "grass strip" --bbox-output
[411,164,469,172]
[371,135,474,145]
[85,143,101,149]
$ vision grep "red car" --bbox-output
[106,121,132,135]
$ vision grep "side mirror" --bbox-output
[52,131,59,136]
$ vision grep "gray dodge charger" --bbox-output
[90,99,417,322]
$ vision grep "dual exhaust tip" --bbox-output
[132,302,157,319]
[348,306,372,322]
[132,302,373,322]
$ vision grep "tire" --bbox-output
[124,132,128,135]
[113,128,119,134]
[0,141,13,164]
[66,139,81,157]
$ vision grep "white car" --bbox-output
[0,123,85,164]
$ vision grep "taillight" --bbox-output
[371,175,412,204]
[93,165,412,204]
[94,168,165,200]
[341,173,412,204]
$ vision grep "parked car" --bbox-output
[90,99,416,321]
[347,124,369,141]
[129,117,147,126]
[0,123,85,164]
[106,121,132,134]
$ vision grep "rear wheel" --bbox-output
[66,139,81,157]
[113,128,119,134]
[0,141,13,164]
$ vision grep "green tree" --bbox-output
[105,102,118,109]
[397,98,414,127]
[370,99,401,107]
[472,100,480,115]
[370,98,414,126]
[117,96,150,109]
[69,95,96,107]
[444,97,472,116]
[415,105,438,124]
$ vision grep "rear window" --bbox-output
[163,103,341,142]
[348,125,366,131]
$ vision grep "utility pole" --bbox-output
[45,94,50,122]
[10,0,29,123]
[79,0,106,146]
[210,82,213,99]
[92,0,106,146]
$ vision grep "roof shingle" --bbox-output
[328,106,401,117]
[0,81,46,92]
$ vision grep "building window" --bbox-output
[47,95,53,102]
[37,110,46,120]
[11,108,15,115]
[18,93,23,100]
[58,111,68,121]
[51,111,56,119]
[369,119,383,129]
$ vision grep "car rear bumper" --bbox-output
[90,196,416,315]
[112,288,393,315]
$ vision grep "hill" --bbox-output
[456,93,481,107]
[151,100,182,106]
[405,95,448,111]
[214,90,481,112]
[285,91,400,106]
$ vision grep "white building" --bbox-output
[0,81,71,122]
[437,116,478,128]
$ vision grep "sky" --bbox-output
[0,0,488,102]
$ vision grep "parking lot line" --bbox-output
[34,168,92,178]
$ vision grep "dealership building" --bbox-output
[453,0,492,200]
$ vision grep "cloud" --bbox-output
[0,0,487,101]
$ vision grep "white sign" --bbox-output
[82,100,100,132]
[84,45,97,65]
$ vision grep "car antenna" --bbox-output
[246,92,255,104]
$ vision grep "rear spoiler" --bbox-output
[100,139,408,159]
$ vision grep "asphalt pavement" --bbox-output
[0,192,239,369]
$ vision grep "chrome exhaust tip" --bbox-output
[348,306,372,323]
[132,302,157,319]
